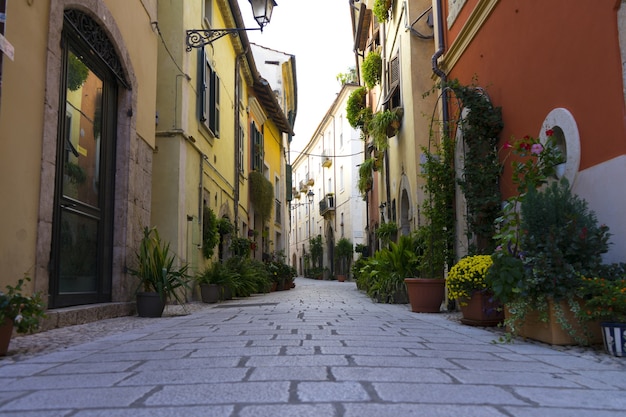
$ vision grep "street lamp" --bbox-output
[379,202,386,223]
[290,190,314,210]
[186,0,277,51]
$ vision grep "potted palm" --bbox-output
[128,227,190,317]
[335,237,354,282]
[0,276,46,356]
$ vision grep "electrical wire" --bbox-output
[288,150,364,158]
[152,21,191,81]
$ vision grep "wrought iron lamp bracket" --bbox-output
[185,28,262,51]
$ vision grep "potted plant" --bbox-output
[446,255,503,326]
[578,267,626,356]
[405,135,455,313]
[356,234,418,304]
[358,157,374,197]
[346,86,371,131]
[128,227,190,317]
[373,0,392,23]
[335,237,354,282]
[362,50,382,89]
[488,179,610,345]
[375,221,397,248]
[368,108,404,148]
[196,262,233,303]
[0,276,46,356]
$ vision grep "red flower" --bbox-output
[503,141,512,149]
[520,142,531,151]
[546,129,554,136]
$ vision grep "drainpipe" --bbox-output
[432,0,449,126]
[234,52,245,234]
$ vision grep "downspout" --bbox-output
[234,51,245,234]
[432,0,449,126]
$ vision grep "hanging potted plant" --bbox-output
[128,227,190,317]
[346,86,371,132]
[358,157,375,197]
[373,0,392,23]
[362,50,382,89]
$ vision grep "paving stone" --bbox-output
[297,381,370,402]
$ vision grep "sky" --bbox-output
[242,0,356,155]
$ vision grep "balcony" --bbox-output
[322,150,332,168]
[299,180,308,193]
[319,193,335,217]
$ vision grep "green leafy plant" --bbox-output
[375,221,398,248]
[128,227,190,304]
[579,274,626,323]
[445,81,503,254]
[64,161,87,185]
[346,86,371,130]
[0,276,46,334]
[362,50,382,89]
[419,132,455,278]
[373,0,392,23]
[309,235,324,271]
[446,255,493,303]
[358,157,374,197]
[248,171,274,223]
[356,235,420,303]
[230,236,253,258]
[488,179,612,343]
[368,108,403,150]
[202,206,219,259]
[335,237,354,275]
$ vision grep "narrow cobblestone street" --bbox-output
[0,278,625,416]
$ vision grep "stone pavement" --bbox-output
[0,278,624,417]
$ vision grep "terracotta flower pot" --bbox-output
[505,298,602,345]
[404,278,445,313]
[0,318,14,356]
[459,291,504,327]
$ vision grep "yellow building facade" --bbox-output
[0,0,158,324]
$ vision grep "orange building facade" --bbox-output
[439,0,626,262]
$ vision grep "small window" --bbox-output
[251,122,263,171]
[198,49,220,137]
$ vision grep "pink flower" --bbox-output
[530,143,543,155]
[503,142,512,149]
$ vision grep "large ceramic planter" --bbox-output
[337,274,346,282]
[505,299,602,345]
[404,278,445,313]
[0,318,13,356]
[136,292,166,317]
[600,322,626,357]
[459,291,504,327]
[200,284,220,304]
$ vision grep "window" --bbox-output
[203,0,213,25]
[386,54,401,109]
[199,49,220,137]
[340,166,344,191]
[238,123,245,174]
[339,115,344,148]
[251,122,263,171]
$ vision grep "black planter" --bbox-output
[136,292,165,317]
[200,284,220,303]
